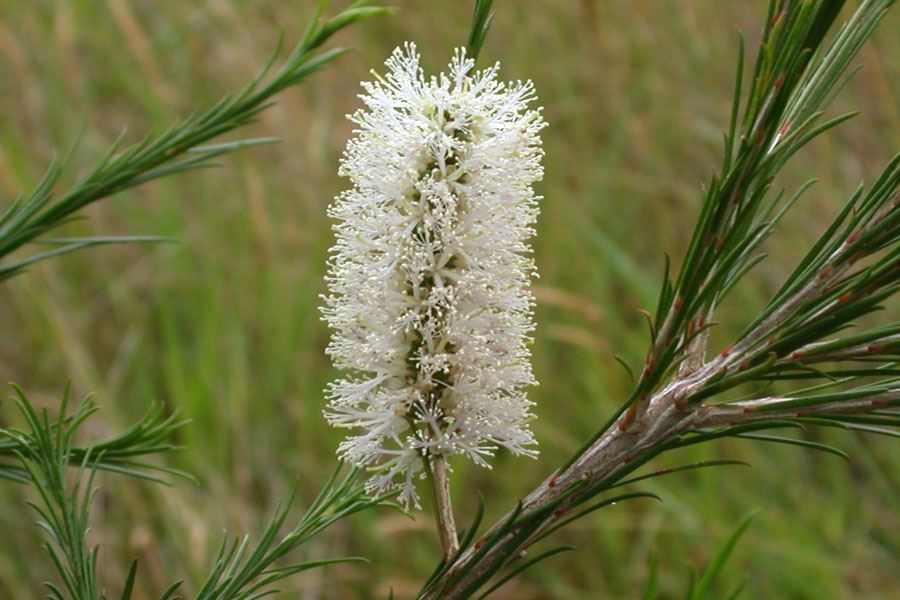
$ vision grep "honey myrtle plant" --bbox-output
[1,0,899,598]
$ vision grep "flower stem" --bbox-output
[428,453,459,560]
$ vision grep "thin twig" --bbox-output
[429,453,460,560]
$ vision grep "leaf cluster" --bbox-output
[0,1,390,281]
[2,386,390,600]
[636,0,896,408]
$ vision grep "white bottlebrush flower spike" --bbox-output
[322,43,546,507]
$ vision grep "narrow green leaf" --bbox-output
[690,514,754,600]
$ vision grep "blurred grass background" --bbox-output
[0,1,898,598]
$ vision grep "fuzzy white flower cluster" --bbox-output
[322,43,546,507]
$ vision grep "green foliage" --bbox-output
[641,514,753,600]
[4,389,138,600]
[0,386,189,485]
[687,514,753,600]
[0,2,389,280]
[419,1,900,598]
[193,466,392,600]
[632,0,898,413]
[2,387,389,600]
[466,0,495,62]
